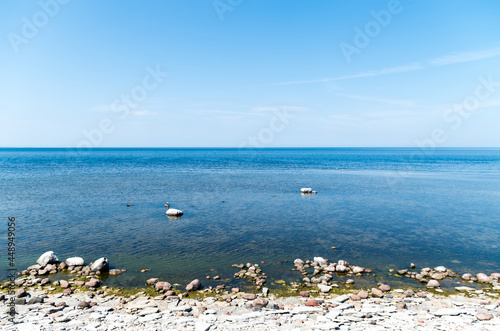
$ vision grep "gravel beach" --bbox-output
[2,285,499,330]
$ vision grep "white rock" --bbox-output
[317,284,332,293]
[433,308,467,316]
[300,188,312,193]
[90,257,109,271]
[313,257,327,266]
[294,259,305,265]
[455,286,475,292]
[195,321,213,331]
[291,306,321,314]
[434,266,447,272]
[336,265,347,272]
[137,313,162,322]
[166,208,183,216]
[138,307,160,316]
[36,251,59,266]
[334,295,350,303]
[426,280,440,288]
[65,257,85,266]
[352,266,364,274]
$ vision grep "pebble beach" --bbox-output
[2,284,499,330]
[2,253,500,330]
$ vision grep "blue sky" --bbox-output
[1,0,500,147]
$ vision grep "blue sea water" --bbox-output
[1,148,499,289]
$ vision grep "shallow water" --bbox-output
[1,148,499,289]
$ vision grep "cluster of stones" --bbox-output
[146,278,202,299]
[18,251,125,279]
[292,257,371,292]
[392,265,500,289]
[232,263,267,289]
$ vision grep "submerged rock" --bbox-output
[109,269,123,276]
[36,251,59,266]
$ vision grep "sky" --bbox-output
[1,0,500,147]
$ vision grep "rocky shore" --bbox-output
[2,284,499,330]
[1,252,499,330]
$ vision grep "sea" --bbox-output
[1,148,499,290]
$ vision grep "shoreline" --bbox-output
[2,256,500,330]
[1,282,499,330]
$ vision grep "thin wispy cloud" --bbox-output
[91,105,158,116]
[251,105,309,112]
[268,64,423,86]
[430,47,500,66]
[333,93,416,107]
[130,110,158,116]
[331,64,424,81]
[269,46,500,86]
[208,110,267,117]
[270,78,332,86]
[330,110,420,122]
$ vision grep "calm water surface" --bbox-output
[1,148,499,290]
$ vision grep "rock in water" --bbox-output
[65,257,84,266]
[427,280,440,288]
[146,278,159,286]
[300,188,312,194]
[166,208,183,217]
[313,257,327,266]
[294,259,305,266]
[186,279,201,291]
[90,257,109,272]
[36,251,59,266]
[109,269,123,276]
[476,273,491,283]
